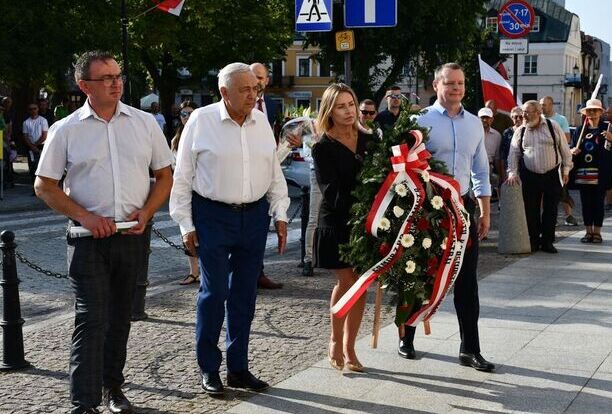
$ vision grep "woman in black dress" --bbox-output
[570,99,612,243]
[313,83,370,372]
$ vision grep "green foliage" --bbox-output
[339,102,467,326]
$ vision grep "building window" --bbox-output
[524,55,537,74]
[486,17,498,33]
[531,16,540,32]
[296,98,311,109]
[522,93,537,102]
[318,62,331,77]
[297,57,311,77]
[316,98,322,111]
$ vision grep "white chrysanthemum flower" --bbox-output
[405,260,416,274]
[393,205,405,218]
[378,217,391,231]
[400,234,415,248]
[431,195,444,210]
[420,170,430,182]
[395,183,408,197]
[440,237,448,250]
[422,238,432,249]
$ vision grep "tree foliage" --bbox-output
[306,1,487,105]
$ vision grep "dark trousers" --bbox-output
[27,148,42,184]
[404,196,481,354]
[521,167,562,248]
[193,194,270,374]
[579,186,606,227]
[67,229,149,413]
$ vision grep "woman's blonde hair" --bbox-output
[316,83,360,135]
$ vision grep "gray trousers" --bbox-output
[67,228,149,413]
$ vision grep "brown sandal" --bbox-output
[591,234,603,244]
[580,233,593,243]
[179,274,200,285]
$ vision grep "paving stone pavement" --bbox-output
[0,188,605,413]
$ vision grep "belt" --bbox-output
[194,192,262,212]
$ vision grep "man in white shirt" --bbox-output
[22,102,49,189]
[170,62,290,395]
[35,51,173,414]
[478,107,503,193]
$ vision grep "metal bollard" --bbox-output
[0,231,31,371]
[300,185,310,265]
[131,225,152,322]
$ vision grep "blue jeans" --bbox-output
[192,194,270,373]
[67,229,149,413]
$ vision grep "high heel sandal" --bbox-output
[328,343,344,371]
[345,360,364,372]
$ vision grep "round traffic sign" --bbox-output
[498,0,535,39]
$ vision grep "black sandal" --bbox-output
[179,274,200,285]
[591,234,603,244]
[580,233,593,243]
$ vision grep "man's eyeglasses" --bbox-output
[511,115,523,119]
[360,110,376,116]
[180,111,193,118]
[388,94,402,99]
[83,74,126,87]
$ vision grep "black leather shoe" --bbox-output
[103,387,133,413]
[227,370,269,392]
[540,243,558,254]
[202,372,224,395]
[398,338,416,359]
[459,353,495,372]
[302,261,313,277]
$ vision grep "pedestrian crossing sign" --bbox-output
[295,0,333,32]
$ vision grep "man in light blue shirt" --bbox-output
[397,62,495,372]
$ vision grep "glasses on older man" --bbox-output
[83,74,126,87]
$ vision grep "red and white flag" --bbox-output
[155,0,186,16]
[478,55,518,112]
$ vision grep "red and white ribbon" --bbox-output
[331,131,470,324]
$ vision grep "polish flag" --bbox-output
[478,55,518,112]
[155,0,186,16]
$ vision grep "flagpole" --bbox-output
[121,0,131,105]
[513,53,518,103]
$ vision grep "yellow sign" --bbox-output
[335,30,355,52]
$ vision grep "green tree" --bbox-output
[306,1,488,105]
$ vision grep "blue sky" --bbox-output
[565,0,611,45]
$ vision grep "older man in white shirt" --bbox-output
[170,62,290,395]
[35,51,173,414]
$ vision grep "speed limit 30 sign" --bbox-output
[498,0,535,38]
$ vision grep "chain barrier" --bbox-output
[151,225,188,254]
[15,251,69,279]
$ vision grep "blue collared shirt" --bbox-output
[417,101,491,197]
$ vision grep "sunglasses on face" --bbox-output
[180,111,193,118]
[388,94,402,99]
[360,110,376,115]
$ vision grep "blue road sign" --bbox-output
[296,0,333,32]
[498,0,535,39]
[345,0,397,28]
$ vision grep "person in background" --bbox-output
[54,97,72,121]
[506,100,573,254]
[358,99,378,126]
[22,102,49,193]
[540,96,577,227]
[313,83,370,373]
[375,85,402,131]
[150,101,166,134]
[569,99,612,243]
[170,100,201,285]
[38,97,55,126]
[485,99,513,136]
[501,107,523,172]
[478,107,503,198]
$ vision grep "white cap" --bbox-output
[478,107,493,118]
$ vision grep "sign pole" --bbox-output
[513,53,518,102]
[344,50,352,86]
[121,0,131,105]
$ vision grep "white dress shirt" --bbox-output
[170,101,290,235]
[36,100,173,221]
[22,116,49,144]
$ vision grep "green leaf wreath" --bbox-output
[339,103,457,326]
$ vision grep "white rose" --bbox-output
[431,195,444,210]
[405,260,416,274]
[395,183,408,197]
[400,234,415,248]
[422,238,432,249]
[393,205,405,218]
[378,217,391,231]
[420,170,430,182]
